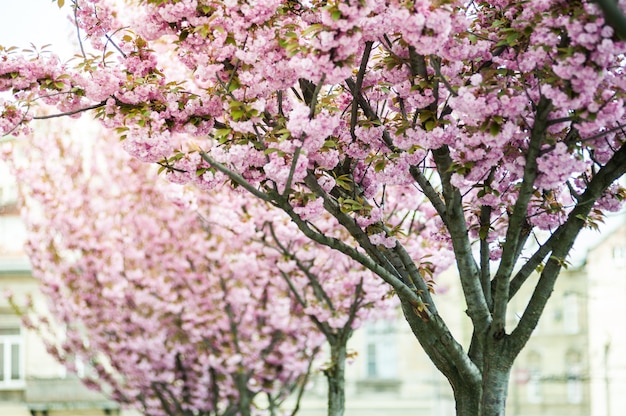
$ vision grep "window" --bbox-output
[563,292,579,334]
[0,327,24,388]
[566,350,583,404]
[526,351,542,404]
[364,320,397,379]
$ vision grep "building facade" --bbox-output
[586,214,626,416]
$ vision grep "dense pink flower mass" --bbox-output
[4,122,395,415]
[2,0,626,415]
[1,1,624,244]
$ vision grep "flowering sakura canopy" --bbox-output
[2,1,626,414]
[4,120,396,415]
[1,1,624,247]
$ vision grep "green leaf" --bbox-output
[227,77,240,93]
[334,174,353,191]
[225,35,237,46]
[323,139,337,148]
[489,122,501,136]
[495,39,508,48]
[302,24,324,37]
[171,152,184,161]
[264,148,285,157]
[418,110,433,123]
[231,109,245,121]
[215,128,232,139]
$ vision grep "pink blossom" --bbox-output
[369,232,397,249]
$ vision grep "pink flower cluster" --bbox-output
[4,118,396,415]
[0,0,624,357]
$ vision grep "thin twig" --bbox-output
[73,1,87,58]
[32,100,107,119]
[196,150,272,202]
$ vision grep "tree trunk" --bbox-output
[480,348,511,416]
[447,359,510,416]
[233,373,252,416]
[325,341,347,416]
[480,368,510,415]
[451,378,481,416]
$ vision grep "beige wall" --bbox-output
[506,266,591,416]
[587,216,626,416]
[0,239,124,415]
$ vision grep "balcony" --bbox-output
[24,376,119,413]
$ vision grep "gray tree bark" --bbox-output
[325,342,347,416]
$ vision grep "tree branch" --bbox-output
[400,301,482,388]
[479,204,493,309]
[342,277,364,334]
[282,146,301,196]
[409,166,448,225]
[265,222,336,312]
[594,0,626,39]
[431,146,491,335]
[289,346,321,416]
[276,266,333,337]
[296,172,480,392]
[218,275,242,353]
[32,100,107,119]
[491,96,553,338]
[284,74,325,195]
[392,243,438,313]
[303,172,414,283]
[196,150,272,202]
[345,75,449,222]
[269,187,426,318]
[350,41,373,138]
[408,46,428,79]
[509,141,626,358]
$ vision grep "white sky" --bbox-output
[0,1,76,207]
[0,0,76,60]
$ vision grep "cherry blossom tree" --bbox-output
[4,121,395,416]
[2,0,626,415]
[6,125,315,416]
